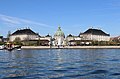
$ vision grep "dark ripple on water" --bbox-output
[88,70,109,74]
[111,73,120,76]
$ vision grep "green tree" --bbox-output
[7,31,11,41]
[14,37,22,45]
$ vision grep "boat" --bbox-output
[0,45,4,50]
[17,48,21,51]
[14,45,21,49]
[5,42,15,51]
[7,48,14,51]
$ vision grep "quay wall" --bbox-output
[21,46,120,49]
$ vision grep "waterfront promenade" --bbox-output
[21,46,120,49]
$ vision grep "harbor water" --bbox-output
[0,49,120,79]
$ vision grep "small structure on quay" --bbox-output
[66,34,81,46]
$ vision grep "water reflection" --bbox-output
[55,49,63,63]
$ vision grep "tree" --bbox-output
[7,31,11,39]
[14,37,22,45]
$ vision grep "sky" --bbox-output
[0,0,120,37]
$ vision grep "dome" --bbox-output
[54,27,65,37]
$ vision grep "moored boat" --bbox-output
[17,48,21,51]
[5,42,14,51]
[0,45,4,50]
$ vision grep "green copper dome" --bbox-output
[54,27,65,36]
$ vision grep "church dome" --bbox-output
[54,27,65,37]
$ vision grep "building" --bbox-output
[53,27,65,46]
[9,28,52,46]
[3,38,9,43]
[38,34,52,46]
[9,28,39,42]
[110,36,120,42]
[80,28,110,41]
[66,34,91,46]
[66,34,82,46]
[8,27,111,46]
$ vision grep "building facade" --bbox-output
[9,28,52,46]
[66,34,81,46]
[39,34,52,46]
[80,28,110,41]
[110,36,120,42]
[8,27,111,46]
[53,27,65,46]
[9,28,39,42]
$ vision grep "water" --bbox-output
[0,49,120,79]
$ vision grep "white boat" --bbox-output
[17,48,21,51]
[0,45,4,50]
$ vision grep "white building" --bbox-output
[39,34,52,46]
[53,27,65,46]
[9,28,39,42]
[66,34,81,46]
[9,28,52,46]
[80,28,110,41]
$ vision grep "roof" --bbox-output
[67,34,78,37]
[54,26,65,37]
[80,28,110,36]
[46,34,51,37]
[11,29,39,36]
[67,34,73,37]
[69,40,92,42]
[0,36,3,38]
[110,36,120,40]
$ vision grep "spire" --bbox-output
[57,26,61,31]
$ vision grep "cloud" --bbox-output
[0,14,53,28]
[0,14,21,25]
